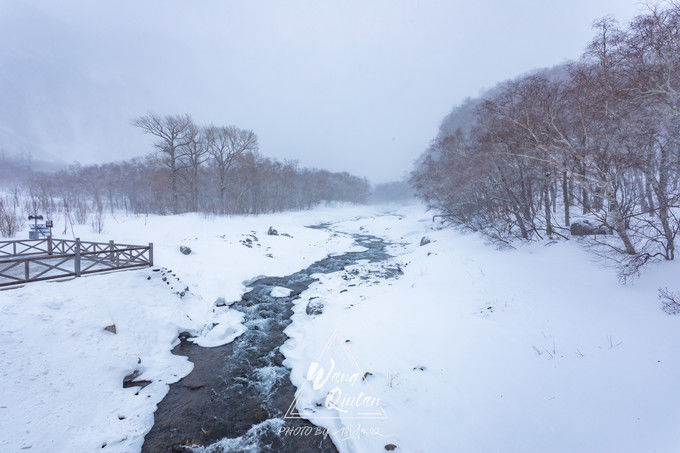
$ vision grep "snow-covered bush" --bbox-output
[659,287,680,315]
[89,209,105,234]
[74,202,89,225]
[0,197,22,237]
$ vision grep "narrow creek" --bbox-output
[142,226,394,452]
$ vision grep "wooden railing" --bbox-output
[0,238,153,288]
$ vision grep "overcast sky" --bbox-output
[0,0,645,183]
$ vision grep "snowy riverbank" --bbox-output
[0,204,377,452]
[282,205,680,453]
[1,202,679,452]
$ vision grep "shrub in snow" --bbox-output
[569,220,609,236]
[419,236,431,246]
[0,198,22,237]
[179,245,192,255]
[659,287,680,315]
[267,226,278,236]
[90,210,105,234]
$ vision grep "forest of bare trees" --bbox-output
[0,114,370,236]
[411,4,680,275]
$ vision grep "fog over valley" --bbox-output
[0,0,641,182]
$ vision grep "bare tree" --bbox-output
[206,125,258,214]
[411,3,680,273]
[132,113,194,214]
[183,124,210,211]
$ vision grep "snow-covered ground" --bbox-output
[2,202,680,452]
[282,206,680,453]
[0,204,373,452]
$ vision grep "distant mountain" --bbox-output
[0,2,149,166]
[0,151,65,187]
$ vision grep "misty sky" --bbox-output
[0,0,645,183]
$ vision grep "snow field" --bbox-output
[0,204,377,451]
[282,205,680,453]
[2,202,679,452]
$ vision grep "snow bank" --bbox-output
[282,204,680,453]
[0,270,194,451]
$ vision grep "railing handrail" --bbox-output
[0,238,153,288]
[0,238,148,256]
[0,246,151,265]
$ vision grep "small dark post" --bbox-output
[74,238,81,277]
[109,240,115,262]
[148,242,154,266]
[24,260,29,281]
[47,236,53,256]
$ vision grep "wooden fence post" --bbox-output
[74,238,81,277]
[109,240,115,262]
[47,236,53,255]
[148,242,153,266]
[24,260,29,281]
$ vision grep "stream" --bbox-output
[142,226,394,452]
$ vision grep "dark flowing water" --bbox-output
[142,228,394,452]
